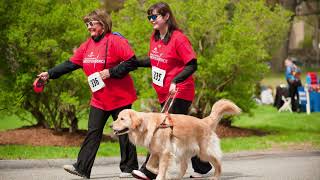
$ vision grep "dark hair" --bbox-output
[147,2,179,44]
[83,9,112,33]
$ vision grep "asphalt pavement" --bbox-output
[0,150,319,180]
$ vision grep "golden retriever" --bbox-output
[112,99,241,180]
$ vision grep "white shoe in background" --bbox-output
[119,172,133,178]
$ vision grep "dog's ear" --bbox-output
[129,110,141,129]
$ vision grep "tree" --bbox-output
[112,0,291,116]
[0,0,99,132]
[0,0,292,131]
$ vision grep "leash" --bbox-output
[158,89,178,129]
[0,77,48,111]
[0,88,32,111]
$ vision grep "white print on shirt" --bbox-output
[151,47,159,54]
[83,58,105,64]
[83,50,106,69]
[150,45,167,64]
[88,52,94,58]
[150,54,167,64]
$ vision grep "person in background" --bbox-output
[37,9,138,179]
[131,2,212,180]
[285,57,302,112]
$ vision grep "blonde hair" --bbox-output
[83,9,112,33]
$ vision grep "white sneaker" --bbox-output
[131,170,150,180]
[119,172,133,178]
[190,172,203,178]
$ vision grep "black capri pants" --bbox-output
[74,105,138,178]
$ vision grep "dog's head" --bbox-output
[112,109,142,136]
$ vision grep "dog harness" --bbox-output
[158,90,178,129]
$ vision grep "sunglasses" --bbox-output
[85,21,100,28]
[147,14,161,21]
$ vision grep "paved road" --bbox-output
[0,151,319,180]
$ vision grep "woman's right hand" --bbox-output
[37,72,49,81]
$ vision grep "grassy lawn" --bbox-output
[0,143,147,160]
[0,114,35,131]
[0,111,112,133]
[223,105,320,153]
[0,110,148,159]
[1,104,319,159]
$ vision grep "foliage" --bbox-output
[111,0,157,100]
[0,0,99,131]
[196,0,292,114]
[0,0,293,131]
[112,0,292,115]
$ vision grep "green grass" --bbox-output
[0,110,148,160]
[222,132,320,153]
[0,111,114,134]
[222,105,320,153]
[1,105,319,159]
[0,142,147,160]
[0,114,35,131]
[232,105,320,133]
[1,71,319,159]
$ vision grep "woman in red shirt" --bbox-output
[132,2,212,180]
[37,9,138,179]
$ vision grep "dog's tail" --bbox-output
[204,99,241,130]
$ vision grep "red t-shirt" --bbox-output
[149,30,196,103]
[70,33,137,111]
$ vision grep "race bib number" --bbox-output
[88,72,105,92]
[152,66,166,87]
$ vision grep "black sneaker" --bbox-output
[63,164,89,179]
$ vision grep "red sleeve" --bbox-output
[112,36,135,61]
[70,39,90,66]
[175,33,196,64]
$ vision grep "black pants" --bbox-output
[74,105,138,178]
[140,98,212,179]
[287,80,302,112]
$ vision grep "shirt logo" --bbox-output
[83,59,105,64]
[150,45,167,63]
[88,52,94,58]
[151,47,158,54]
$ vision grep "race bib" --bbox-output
[88,72,105,92]
[152,66,166,87]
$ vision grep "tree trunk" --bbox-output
[64,106,78,133]
[24,100,50,128]
[32,110,50,128]
[69,116,78,133]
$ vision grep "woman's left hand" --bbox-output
[99,69,110,80]
[169,83,177,94]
